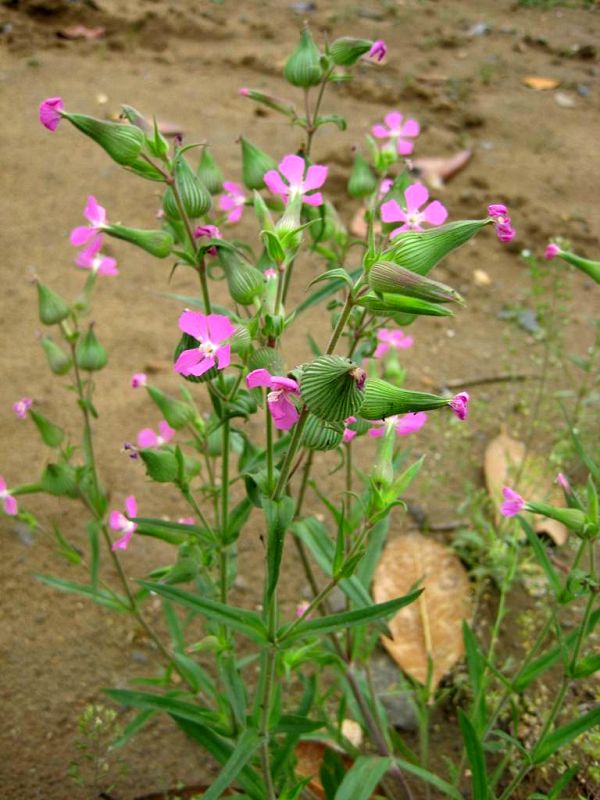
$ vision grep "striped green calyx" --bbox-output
[357,292,454,318]
[103,224,173,258]
[368,261,463,304]
[302,415,344,451]
[63,112,145,166]
[360,378,449,420]
[300,355,366,422]
[163,154,211,219]
[284,27,323,88]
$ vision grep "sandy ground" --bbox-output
[0,0,599,797]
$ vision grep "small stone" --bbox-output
[473,269,492,286]
[131,650,148,664]
[576,84,590,97]
[467,22,490,37]
[370,651,419,731]
[554,92,576,109]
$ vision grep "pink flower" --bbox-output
[13,398,33,419]
[131,373,147,388]
[0,476,17,516]
[449,392,469,421]
[371,111,420,156]
[246,368,300,431]
[368,411,428,438]
[39,97,64,132]
[264,154,328,207]
[219,181,246,223]
[500,487,525,518]
[239,88,250,97]
[545,243,561,260]
[264,268,278,280]
[110,495,137,550]
[556,473,571,492]
[70,196,107,247]
[488,203,516,244]
[379,178,393,198]
[367,40,387,62]
[75,236,118,276]
[296,600,310,618]
[374,328,414,358]
[381,184,448,236]
[174,311,235,377]
[137,420,175,449]
[193,224,222,256]
[343,416,358,443]
[178,517,195,525]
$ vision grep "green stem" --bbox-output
[220,416,230,603]
[266,397,274,491]
[272,408,309,500]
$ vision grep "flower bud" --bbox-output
[37,281,70,325]
[371,421,395,488]
[103,224,173,258]
[40,462,79,498]
[247,346,285,375]
[197,148,224,195]
[302,414,344,451]
[329,37,373,66]
[368,261,463,304]
[359,378,449,420]
[284,27,323,88]
[30,409,65,448]
[357,291,454,317]
[76,325,108,371]
[41,335,72,375]
[164,155,212,219]
[524,500,589,538]
[241,137,277,191]
[218,248,265,306]
[348,151,377,199]
[139,447,179,483]
[147,385,195,429]
[300,355,366,422]
[62,111,145,166]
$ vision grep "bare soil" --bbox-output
[1,0,599,798]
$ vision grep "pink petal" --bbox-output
[397,139,415,156]
[395,412,427,436]
[368,425,385,437]
[70,226,97,247]
[390,224,410,237]
[404,183,429,213]
[184,355,217,377]
[138,428,158,448]
[215,344,231,370]
[131,373,147,388]
[97,256,118,276]
[449,391,470,421]
[219,195,237,211]
[391,332,413,349]
[303,164,328,192]
[263,169,288,198]
[112,530,133,551]
[373,343,389,358]
[0,476,7,493]
[109,510,126,531]
[302,192,323,207]
[380,199,405,224]
[268,394,300,430]
[223,181,244,196]
[174,348,202,373]
[401,119,420,138]
[179,310,209,341]
[84,195,106,226]
[278,154,306,188]
[371,124,390,139]
[423,200,448,226]
[247,368,273,389]
[125,495,137,518]
[39,97,64,132]
[343,428,357,443]
[269,376,298,392]
[207,314,235,343]
[227,206,243,223]
[384,111,403,130]
[3,495,17,515]
[158,421,175,442]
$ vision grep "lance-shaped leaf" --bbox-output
[263,496,296,602]
[458,710,489,800]
[334,756,391,800]
[105,689,226,732]
[138,581,269,643]
[532,706,600,764]
[382,219,490,276]
[359,378,450,420]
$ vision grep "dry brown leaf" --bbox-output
[294,741,354,799]
[58,25,106,40]
[484,432,568,545]
[411,149,472,189]
[373,533,471,690]
[522,76,559,91]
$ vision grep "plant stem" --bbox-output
[266,397,274,491]
[220,416,230,603]
[272,408,309,500]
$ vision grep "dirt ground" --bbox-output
[1,0,599,798]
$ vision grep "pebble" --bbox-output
[467,22,491,38]
[554,92,576,109]
[370,651,419,731]
[576,84,590,97]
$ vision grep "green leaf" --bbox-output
[132,516,214,546]
[520,518,563,599]
[334,756,391,800]
[296,268,362,315]
[263,496,296,603]
[138,581,268,643]
[547,765,578,799]
[279,589,422,644]
[35,574,129,611]
[307,268,353,290]
[105,689,224,730]
[458,710,488,800]
[225,497,254,545]
[314,113,347,131]
[276,714,325,734]
[571,653,600,678]
[110,709,155,750]
[393,758,464,800]
[174,718,264,799]
[463,622,486,735]
[532,705,600,764]
[201,728,261,800]
[30,410,64,448]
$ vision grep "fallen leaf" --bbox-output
[411,149,472,189]
[484,432,568,545]
[473,268,492,286]
[522,76,559,91]
[294,740,354,799]
[372,533,471,691]
[58,25,105,40]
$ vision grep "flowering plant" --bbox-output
[11,26,598,800]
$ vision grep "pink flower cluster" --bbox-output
[110,495,137,550]
[70,196,118,276]
[372,111,420,156]
[374,328,413,358]
[488,204,516,243]
[13,398,33,419]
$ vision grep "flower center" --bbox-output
[123,519,136,535]
[406,211,424,228]
[92,255,102,272]
[199,340,217,358]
